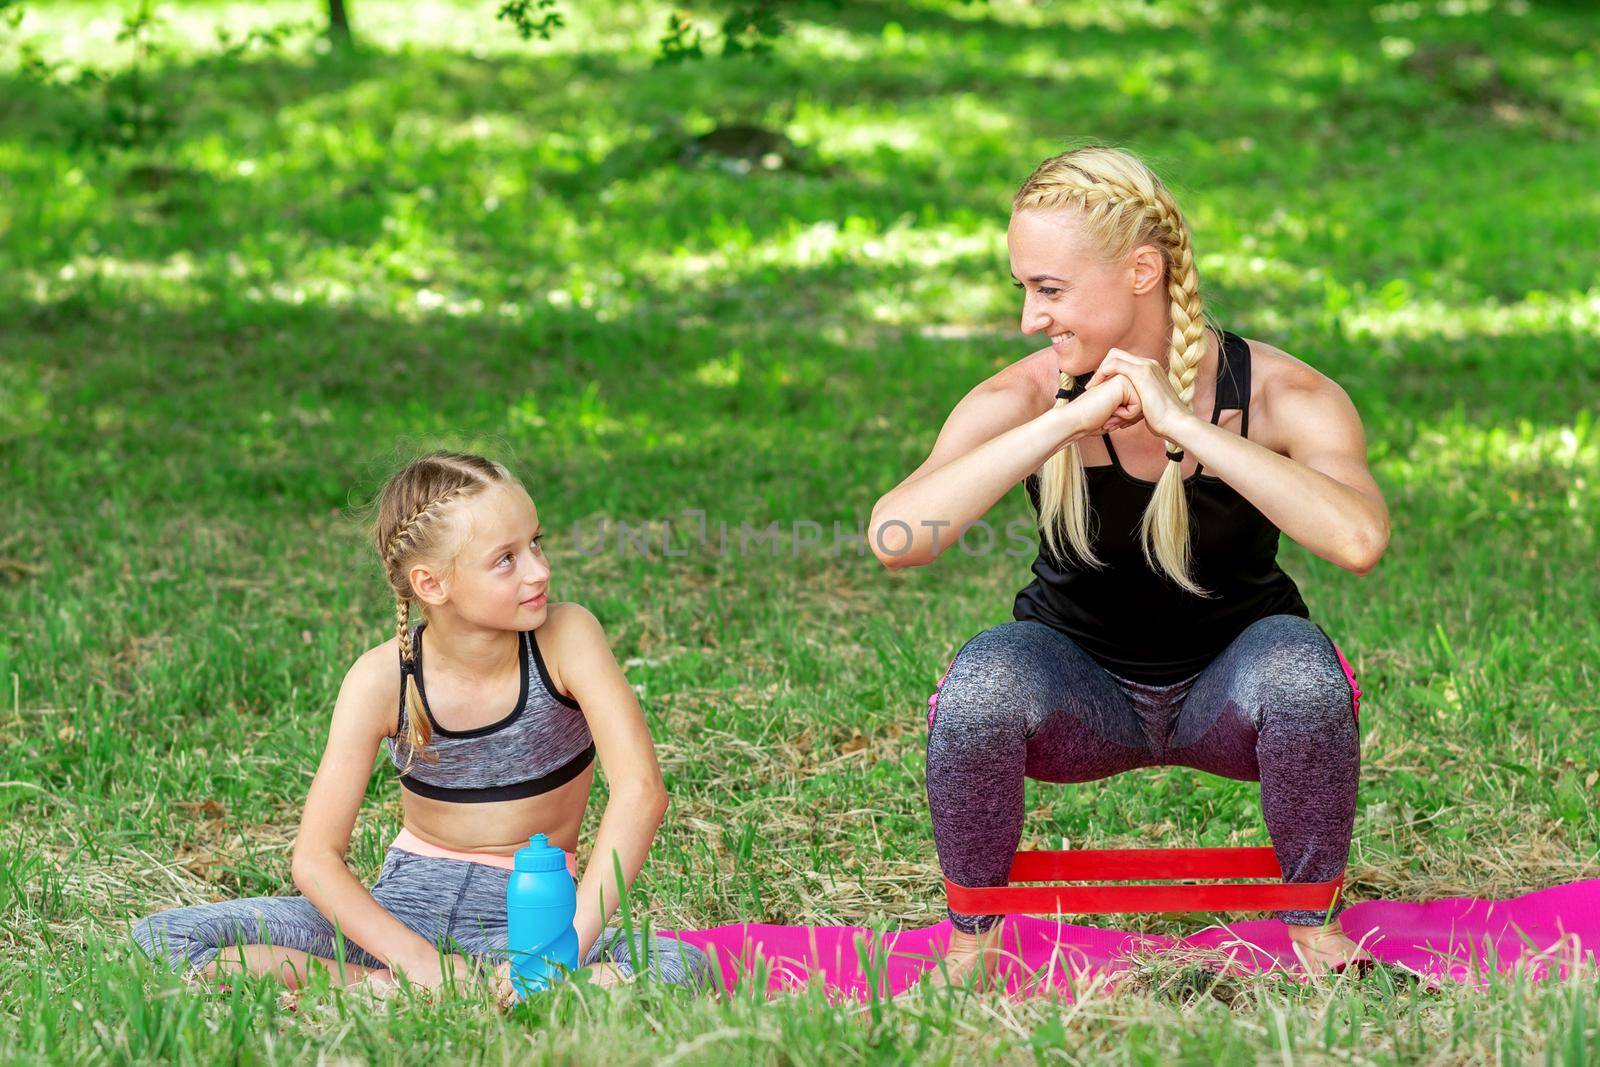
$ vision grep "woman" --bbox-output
[870,146,1387,985]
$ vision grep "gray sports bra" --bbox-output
[386,623,595,803]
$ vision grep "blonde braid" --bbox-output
[382,487,477,767]
[382,484,476,577]
[1137,183,1211,596]
[392,591,431,770]
[1036,372,1102,570]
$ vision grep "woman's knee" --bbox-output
[1237,617,1357,734]
[929,622,1057,737]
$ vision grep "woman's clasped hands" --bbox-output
[1071,348,1199,440]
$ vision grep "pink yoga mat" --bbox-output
[668,879,1599,999]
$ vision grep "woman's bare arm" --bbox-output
[1173,368,1390,574]
[868,355,1129,569]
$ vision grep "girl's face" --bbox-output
[1007,208,1149,376]
[430,481,551,630]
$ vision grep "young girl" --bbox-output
[134,451,712,993]
[872,146,1387,984]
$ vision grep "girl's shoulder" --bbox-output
[351,632,406,676]
[310,636,406,740]
[344,635,405,714]
[530,601,611,705]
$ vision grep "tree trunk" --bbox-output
[327,0,352,45]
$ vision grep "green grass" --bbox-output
[2,0,1598,1061]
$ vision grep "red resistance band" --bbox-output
[944,846,1344,915]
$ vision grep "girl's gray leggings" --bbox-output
[926,614,1362,933]
[132,847,714,989]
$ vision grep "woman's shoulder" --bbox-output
[949,345,1061,426]
[1235,334,1360,454]
[1006,345,1068,409]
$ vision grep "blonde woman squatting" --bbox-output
[872,146,1388,986]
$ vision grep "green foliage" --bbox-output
[212,16,317,60]
[3,0,174,149]
[3,3,319,150]
[499,0,810,61]
[496,0,563,42]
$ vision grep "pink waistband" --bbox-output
[391,827,577,877]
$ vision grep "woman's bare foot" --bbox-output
[1286,923,1375,975]
[923,921,1007,990]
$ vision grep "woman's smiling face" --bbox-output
[1007,207,1141,377]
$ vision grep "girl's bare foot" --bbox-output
[1286,923,1375,975]
[584,962,629,989]
[353,970,403,1002]
[491,960,629,1003]
[923,921,1007,990]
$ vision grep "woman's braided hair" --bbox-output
[1014,145,1212,596]
[372,450,513,768]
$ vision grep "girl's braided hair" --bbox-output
[372,451,512,767]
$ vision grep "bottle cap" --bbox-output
[514,833,569,873]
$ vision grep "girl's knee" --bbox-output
[131,915,163,962]
[664,938,717,990]
[593,931,715,990]
[131,912,190,971]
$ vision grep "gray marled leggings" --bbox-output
[926,614,1362,933]
[132,847,713,989]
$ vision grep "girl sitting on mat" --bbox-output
[134,450,712,993]
[870,145,1387,984]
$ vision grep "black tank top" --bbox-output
[1012,329,1310,684]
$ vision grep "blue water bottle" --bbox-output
[506,834,579,996]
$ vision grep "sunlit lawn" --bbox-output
[2,0,1597,1061]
